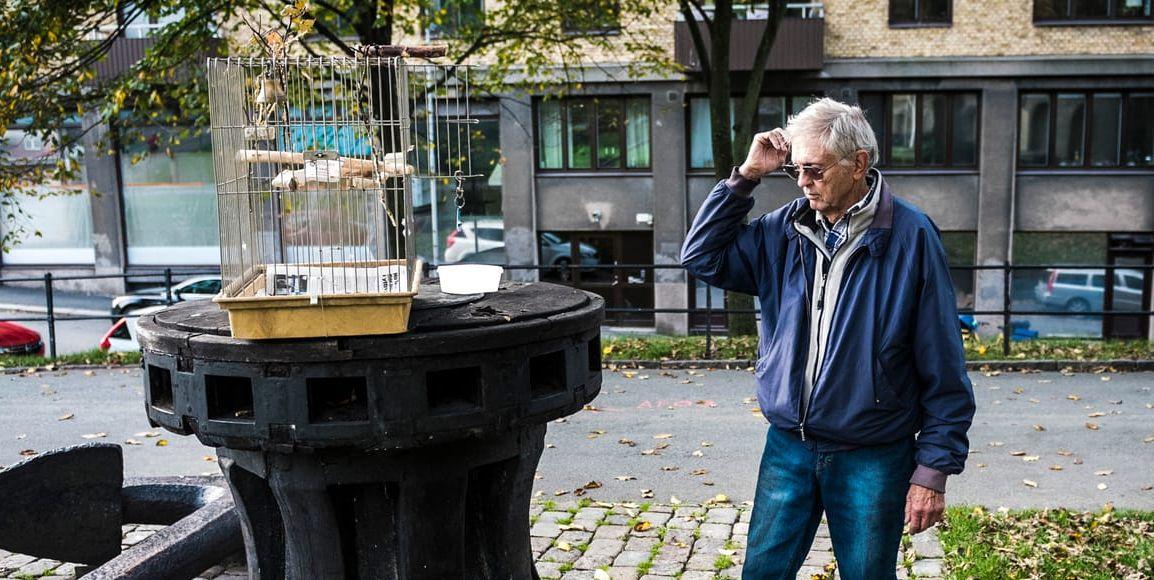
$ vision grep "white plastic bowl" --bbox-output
[438,264,504,294]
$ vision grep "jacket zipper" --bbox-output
[799,242,869,442]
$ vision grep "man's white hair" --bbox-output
[786,97,879,167]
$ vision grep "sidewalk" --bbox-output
[0,284,111,316]
[0,501,948,580]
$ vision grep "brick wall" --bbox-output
[825,0,1154,58]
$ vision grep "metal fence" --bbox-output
[3,263,1153,360]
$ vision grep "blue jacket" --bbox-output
[681,172,975,478]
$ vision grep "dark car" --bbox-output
[110,275,222,316]
[0,321,44,356]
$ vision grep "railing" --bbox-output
[3,263,1153,360]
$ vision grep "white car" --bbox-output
[99,305,168,352]
[444,220,506,263]
[1034,268,1146,313]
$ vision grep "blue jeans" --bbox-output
[742,425,915,579]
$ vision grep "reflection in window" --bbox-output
[890,94,917,165]
[1035,0,1152,21]
[951,94,978,165]
[538,101,563,169]
[567,100,593,169]
[121,128,218,265]
[536,97,650,171]
[626,99,650,168]
[1018,92,1154,168]
[920,94,948,165]
[1018,94,1051,166]
[1090,94,1122,167]
[890,0,952,25]
[940,232,975,309]
[424,0,484,39]
[1055,94,1086,166]
[597,100,623,169]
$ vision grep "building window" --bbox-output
[536,97,650,171]
[688,95,816,170]
[1018,91,1154,169]
[859,92,979,168]
[0,129,94,264]
[890,0,952,25]
[424,0,484,39]
[1034,0,1153,23]
[562,0,621,34]
[121,127,219,265]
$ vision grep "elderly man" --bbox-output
[681,98,975,579]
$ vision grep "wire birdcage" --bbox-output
[206,48,478,339]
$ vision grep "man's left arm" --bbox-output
[906,226,977,534]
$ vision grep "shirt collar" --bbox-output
[817,172,878,233]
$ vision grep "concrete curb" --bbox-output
[604,359,1154,372]
[0,302,108,318]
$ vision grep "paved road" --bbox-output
[1,367,1151,510]
[0,310,116,356]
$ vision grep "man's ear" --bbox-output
[853,150,869,180]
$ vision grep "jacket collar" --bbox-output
[785,168,893,257]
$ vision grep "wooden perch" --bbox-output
[357,45,448,58]
[235,149,412,177]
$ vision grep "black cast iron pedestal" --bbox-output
[137,282,603,579]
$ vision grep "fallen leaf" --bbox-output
[989,441,1005,447]
[700,441,713,447]
[1075,457,1084,465]
[203,456,216,462]
[670,495,682,505]
[57,413,74,421]
[692,450,704,457]
[661,466,680,472]
[614,475,636,481]
[81,432,107,439]
[640,489,654,499]
[1010,451,1028,457]
[691,468,709,476]
[124,439,142,445]
[654,434,673,440]
[1014,387,1025,394]
[584,481,603,489]
[546,444,556,449]
[1067,394,1081,401]
[1023,479,1038,488]
[618,438,637,447]
[1049,465,1063,471]
[1086,422,1100,431]
[83,370,95,377]
[1088,412,1106,418]
[1095,470,1114,476]
[1101,376,1111,382]
[1097,483,1109,490]
[1023,455,1040,462]
[718,548,737,556]
[556,541,572,552]
[156,439,169,447]
[1033,424,1046,432]
[553,489,569,496]
[19,449,37,456]
[1057,450,1074,456]
[633,521,652,532]
[136,431,161,438]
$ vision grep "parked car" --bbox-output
[100,305,166,352]
[0,321,44,356]
[1034,268,1146,313]
[110,275,222,316]
[442,222,600,267]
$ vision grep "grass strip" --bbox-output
[601,336,1154,363]
[0,348,141,370]
[938,505,1154,579]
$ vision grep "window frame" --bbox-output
[862,92,981,170]
[561,0,623,35]
[889,0,953,27]
[1033,0,1154,25]
[534,96,653,173]
[1017,90,1154,170]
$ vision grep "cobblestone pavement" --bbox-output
[0,501,946,579]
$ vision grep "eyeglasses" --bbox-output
[780,160,842,182]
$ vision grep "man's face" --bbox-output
[789,138,856,217]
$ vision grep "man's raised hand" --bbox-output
[738,128,790,181]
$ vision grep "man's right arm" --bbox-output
[679,168,764,296]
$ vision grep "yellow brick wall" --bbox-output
[825,0,1154,58]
